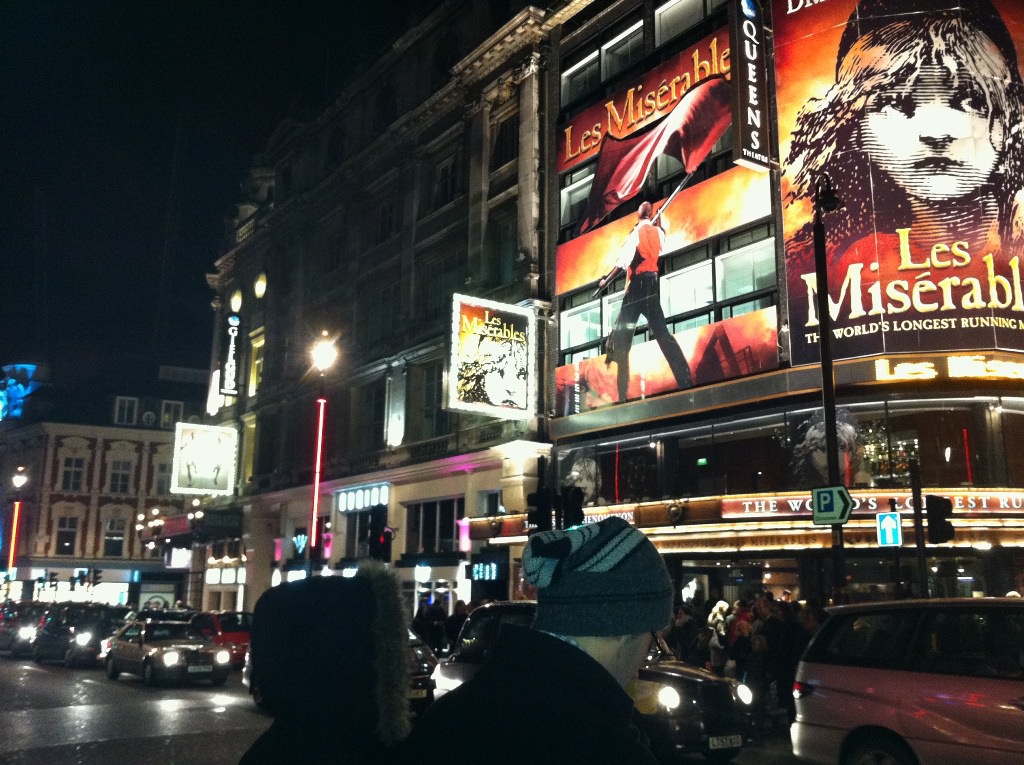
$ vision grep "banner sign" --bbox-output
[773,0,1024,365]
[171,423,238,496]
[447,295,536,419]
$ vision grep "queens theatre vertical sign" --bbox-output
[448,295,536,420]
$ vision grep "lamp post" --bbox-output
[812,173,846,601]
[307,332,338,577]
[7,467,28,580]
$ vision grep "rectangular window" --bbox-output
[422,363,448,439]
[560,303,603,350]
[344,510,373,558]
[716,239,776,301]
[109,459,131,494]
[655,0,703,47]
[160,400,183,429]
[663,260,714,316]
[358,278,400,347]
[559,165,595,230]
[491,113,520,170]
[376,199,396,244]
[421,251,464,322]
[433,157,458,209]
[405,497,465,554]
[104,518,126,557]
[114,397,137,426]
[155,462,172,495]
[355,381,387,452]
[56,517,78,556]
[486,209,518,285]
[601,21,644,81]
[561,51,599,104]
[62,457,85,492]
[248,335,265,397]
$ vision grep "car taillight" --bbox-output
[792,681,814,699]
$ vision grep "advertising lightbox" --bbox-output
[774,0,1024,365]
[554,25,775,411]
[170,423,238,496]
[447,295,536,420]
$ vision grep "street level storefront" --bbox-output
[470,487,1024,602]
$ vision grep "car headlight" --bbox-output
[735,682,753,706]
[215,650,231,665]
[162,651,180,667]
[18,626,36,640]
[657,685,682,711]
[74,632,93,647]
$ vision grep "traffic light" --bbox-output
[69,574,76,591]
[925,495,955,544]
[48,572,58,589]
[91,568,103,586]
[367,505,389,561]
[561,486,585,529]
[526,490,553,532]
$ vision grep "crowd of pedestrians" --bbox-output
[662,589,828,739]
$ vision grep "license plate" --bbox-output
[407,689,428,699]
[188,665,212,673]
[709,735,742,750]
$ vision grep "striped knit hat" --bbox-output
[523,516,672,637]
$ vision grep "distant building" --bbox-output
[0,363,208,607]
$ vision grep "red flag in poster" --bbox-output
[579,75,733,233]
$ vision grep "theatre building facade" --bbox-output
[462,0,1024,604]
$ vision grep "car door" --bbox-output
[114,623,145,675]
[898,605,1024,763]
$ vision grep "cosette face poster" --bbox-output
[774,0,1024,365]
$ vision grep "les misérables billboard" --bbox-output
[171,423,238,496]
[554,24,776,414]
[448,294,536,420]
[775,0,1024,366]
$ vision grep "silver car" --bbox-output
[792,598,1024,765]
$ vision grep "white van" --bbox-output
[791,598,1024,765]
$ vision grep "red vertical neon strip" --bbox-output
[962,428,973,484]
[310,396,328,555]
[7,500,21,570]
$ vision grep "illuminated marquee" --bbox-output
[220,314,241,397]
[335,483,391,512]
[874,353,1024,382]
[170,423,238,496]
[448,295,536,420]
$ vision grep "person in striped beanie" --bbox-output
[397,516,672,764]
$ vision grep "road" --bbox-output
[0,653,802,764]
[0,654,268,764]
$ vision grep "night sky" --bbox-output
[0,0,422,385]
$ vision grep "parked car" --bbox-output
[432,601,752,762]
[242,627,438,715]
[31,602,127,667]
[190,611,252,668]
[791,597,1024,765]
[105,619,231,686]
[0,601,47,658]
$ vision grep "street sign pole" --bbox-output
[910,460,928,598]
[812,174,846,602]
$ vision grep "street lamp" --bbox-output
[812,173,846,600]
[307,332,337,576]
[7,466,28,572]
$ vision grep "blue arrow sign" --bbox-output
[876,512,903,547]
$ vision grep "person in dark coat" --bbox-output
[395,516,673,764]
[239,562,410,765]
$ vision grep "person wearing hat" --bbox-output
[239,562,410,765]
[397,516,672,764]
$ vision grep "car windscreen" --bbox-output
[217,613,253,632]
[147,623,204,642]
